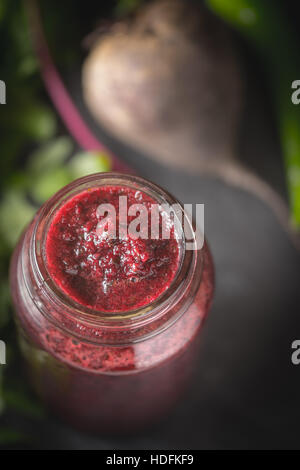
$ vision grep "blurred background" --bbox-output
[0,0,300,449]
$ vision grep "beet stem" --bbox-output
[25,0,133,174]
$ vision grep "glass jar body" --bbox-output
[10,175,214,434]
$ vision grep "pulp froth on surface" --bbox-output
[45,186,180,312]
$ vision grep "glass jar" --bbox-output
[10,173,214,434]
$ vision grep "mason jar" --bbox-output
[10,173,214,433]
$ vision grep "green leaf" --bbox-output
[8,172,29,191]
[0,190,36,249]
[30,167,73,204]
[18,55,38,78]
[0,101,56,142]
[0,0,7,25]
[11,2,35,70]
[3,388,44,419]
[20,104,56,140]
[0,0,7,24]
[0,134,25,185]
[68,151,111,180]
[115,0,142,16]
[27,137,73,175]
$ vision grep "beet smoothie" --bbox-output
[10,173,214,433]
[45,186,180,312]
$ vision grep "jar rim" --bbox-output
[24,173,203,344]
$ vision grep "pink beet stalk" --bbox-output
[26,0,133,173]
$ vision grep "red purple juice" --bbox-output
[46,186,180,312]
